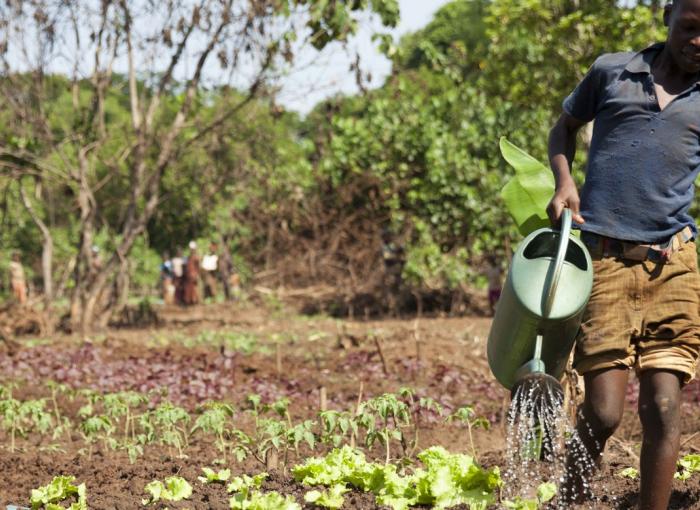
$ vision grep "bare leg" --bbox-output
[563,367,629,501]
[638,369,683,510]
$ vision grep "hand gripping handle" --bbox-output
[542,208,572,319]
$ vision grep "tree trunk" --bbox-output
[19,183,55,334]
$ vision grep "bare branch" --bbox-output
[144,0,204,131]
[120,0,141,130]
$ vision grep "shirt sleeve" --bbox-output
[562,57,605,123]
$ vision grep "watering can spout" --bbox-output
[487,209,593,391]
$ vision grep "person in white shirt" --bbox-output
[202,242,219,300]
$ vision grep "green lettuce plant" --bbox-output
[304,484,349,509]
[141,476,192,505]
[293,445,502,510]
[502,482,557,509]
[30,476,87,510]
[226,472,300,510]
[199,467,232,484]
[675,454,700,481]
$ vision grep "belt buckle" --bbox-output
[622,243,649,261]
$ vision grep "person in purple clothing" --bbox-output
[548,1,700,507]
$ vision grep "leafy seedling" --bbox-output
[79,414,115,459]
[357,393,411,463]
[199,467,231,484]
[0,391,54,452]
[675,454,700,481]
[226,472,300,510]
[618,467,639,479]
[226,472,268,494]
[141,476,192,505]
[319,410,357,448]
[503,481,557,509]
[293,445,502,510]
[152,401,191,458]
[304,484,349,509]
[446,405,490,461]
[30,475,87,510]
[229,489,300,510]
[192,402,235,461]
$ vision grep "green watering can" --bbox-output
[487,209,593,391]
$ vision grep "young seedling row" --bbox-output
[6,382,700,509]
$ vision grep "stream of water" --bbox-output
[502,375,602,508]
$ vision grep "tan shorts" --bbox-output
[574,240,700,384]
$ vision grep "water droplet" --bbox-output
[503,376,597,507]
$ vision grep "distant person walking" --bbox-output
[182,241,200,306]
[160,252,176,305]
[172,248,185,305]
[202,242,219,300]
[9,252,27,305]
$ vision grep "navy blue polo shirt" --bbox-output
[563,43,700,243]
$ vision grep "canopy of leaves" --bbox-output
[0,0,672,304]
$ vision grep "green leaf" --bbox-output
[675,454,700,481]
[499,137,554,236]
[227,473,269,494]
[142,476,192,505]
[303,484,348,509]
[199,467,232,484]
[164,476,192,501]
[618,467,639,480]
[293,445,500,510]
[536,482,557,503]
[229,489,301,510]
[30,476,84,509]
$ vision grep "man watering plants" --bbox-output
[547,1,700,508]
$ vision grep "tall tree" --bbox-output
[0,0,398,332]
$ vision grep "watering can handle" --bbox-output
[542,208,572,318]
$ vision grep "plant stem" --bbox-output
[386,415,393,463]
[467,422,478,461]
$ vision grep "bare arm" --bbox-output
[547,112,587,225]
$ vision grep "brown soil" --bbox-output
[1,302,700,509]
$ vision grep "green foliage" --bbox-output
[298,0,399,50]
[0,387,54,452]
[30,476,87,510]
[150,330,267,354]
[618,467,639,479]
[499,137,554,236]
[227,473,269,494]
[675,454,700,481]
[304,484,349,509]
[141,476,192,505]
[396,0,489,74]
[192,402,237,461]
[447,406,490,461]
[356,393,411,463]
[0,0,671,303]
[293,445,502,510]
[319,410,358,447]
[226,472,300,510]
[199,467,232,484]
[229,490,301,510]
[502,482,557,509]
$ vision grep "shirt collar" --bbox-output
[624,43,665,74]
[625,42,700,85]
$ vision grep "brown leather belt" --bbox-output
[581,226,694,262]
